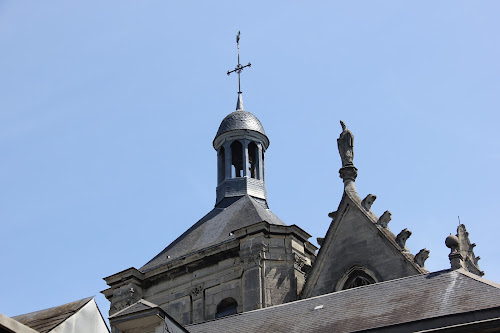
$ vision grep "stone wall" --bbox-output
[104,222,317,326]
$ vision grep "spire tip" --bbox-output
[236,92,244,111]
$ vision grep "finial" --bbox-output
[227,31,252,108]
[445,233,459,252]
[447,223,484,276]
[236,92,244,111]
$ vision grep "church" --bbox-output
[102,94,500,333]
[101,36,500,333]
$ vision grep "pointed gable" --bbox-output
[303,183,426,298]
[302,121,428,298]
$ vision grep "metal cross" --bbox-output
[227,31,251,94]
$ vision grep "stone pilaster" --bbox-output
[190,285,204,324]
[239,248,264,312]
[242,139,249,178]
[449,251,464,270]
[223,142,232,179]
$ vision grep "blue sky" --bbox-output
[1,1,499,323]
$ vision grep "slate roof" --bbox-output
[215,110,266,138]
[140,195,285,273]
[109,299,158,319]
[186,270,500,333]
[12,297,93,333]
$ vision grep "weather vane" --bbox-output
[227,31,251,94]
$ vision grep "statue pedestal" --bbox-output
[339,165,358,183]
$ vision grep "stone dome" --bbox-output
[215,110,267,138]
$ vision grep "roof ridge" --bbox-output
[455,268,500,289]
[246,195,285,225]
[137,299,159,308]
[109,299,159,318]
[12,296,93,319]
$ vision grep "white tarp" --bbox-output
[51,299,109,333]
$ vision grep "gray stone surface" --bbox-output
[104,219,316,326]
[303,191,423,297]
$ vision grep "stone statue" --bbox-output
[337,120,354,168]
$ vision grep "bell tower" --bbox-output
[213,31,269,206]
[213,100,269,206]
[103,33,317,328]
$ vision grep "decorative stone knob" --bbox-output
[445,234,459,252]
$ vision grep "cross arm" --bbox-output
[227,62,252,76]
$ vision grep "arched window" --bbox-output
[342,270,376,290]
[231,141,243,178]
[336,266,378,291]
[248,142,258,179]
[215,297,237,318]
[218,146,225,184]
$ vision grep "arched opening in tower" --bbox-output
[248,142,258,179]
[231,141,243,178]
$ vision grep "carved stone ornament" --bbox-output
[339,165,358,182]
[414,248,430,268]
[191,285,203,297]
[294,254,306,271]
[240,251,263,269]
[377,211,392,228]
[447,224,484,276]
[395,228,412,250]
[361,194,377,211]
[337,120,354,168]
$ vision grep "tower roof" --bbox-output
[215,110,267,139]
[140,195,285,273]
